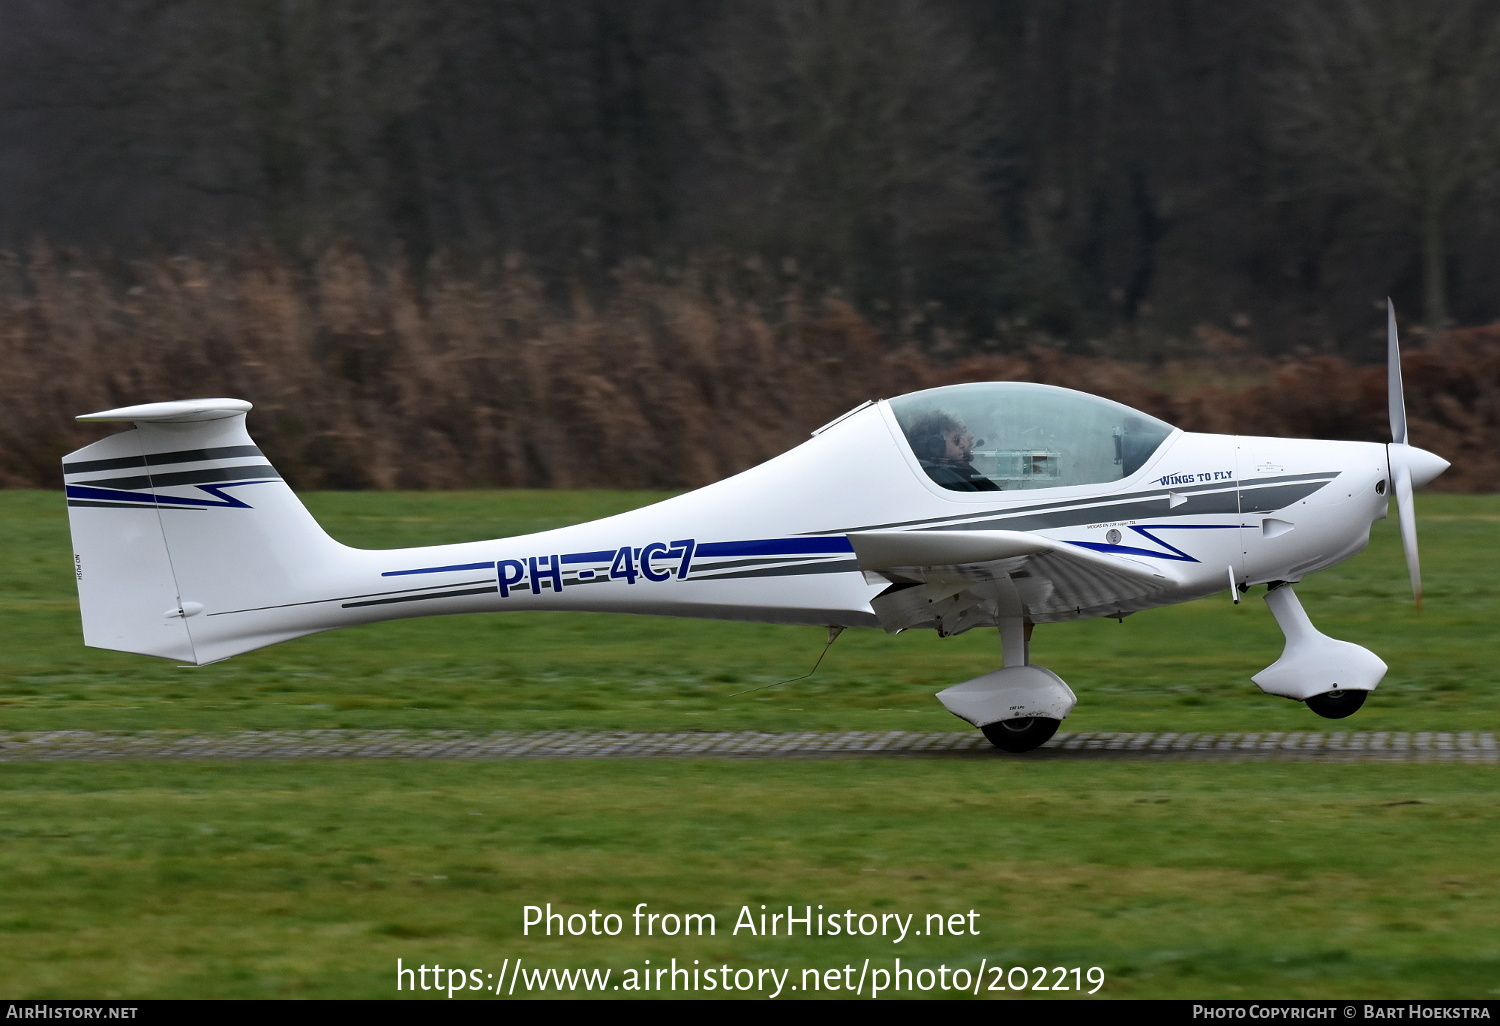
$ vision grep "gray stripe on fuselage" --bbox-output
[688,556,844,575]
[693,559,861,581]
[928,488,1240,533]
[343,585,500,609]
[813,473,1337,536]
[1240,480,1340,513]
[210,577,498,615]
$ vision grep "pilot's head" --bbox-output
[910,412,978,463]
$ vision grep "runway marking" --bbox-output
[0,730,1494,762]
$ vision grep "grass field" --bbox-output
[0,489,1497,999]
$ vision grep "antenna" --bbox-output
[731,626,845,696]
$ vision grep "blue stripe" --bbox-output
[694,537,853,557]
[381,561,493,577]
[64,481,275,509]
[383,538,852,579]
[1068,524,1238,563]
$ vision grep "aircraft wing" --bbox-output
[848,529,1181,635]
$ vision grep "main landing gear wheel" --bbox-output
[1305,689,1367,719]
[981,717,1060,753]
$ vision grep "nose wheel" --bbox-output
[1252,584,1384,719]
[1304,689,1367,719]
[980,716,1061,753]
[937,620,1075,754]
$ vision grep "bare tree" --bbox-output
[699,0,996,313]
[34,0,447,254]
[468,0,698,270]
[1271,0,1500,332]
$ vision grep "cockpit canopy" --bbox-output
[890,382,1175,492]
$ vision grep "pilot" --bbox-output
[908,412,1000,491]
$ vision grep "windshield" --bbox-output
[889,382,1175,492]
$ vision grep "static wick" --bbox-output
[731,626,845,697]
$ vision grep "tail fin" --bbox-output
[64,399,354,664]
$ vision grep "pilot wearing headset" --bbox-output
[907,412,1000,491]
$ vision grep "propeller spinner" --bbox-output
[1384,299,1451,608]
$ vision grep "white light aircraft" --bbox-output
[63,303,1448,752]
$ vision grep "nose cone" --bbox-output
[1388,443,1451,490]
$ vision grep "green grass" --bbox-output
[0,489,1497,998]
[2,489,1497,734]
[0,760,1496,999]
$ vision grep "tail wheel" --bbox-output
[1305,689,1367,719]
[981,717,1060,753]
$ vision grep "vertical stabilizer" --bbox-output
[63,399,354,664]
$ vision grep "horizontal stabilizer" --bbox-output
[77,398,253,423]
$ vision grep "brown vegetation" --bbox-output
[2,246,1496,492]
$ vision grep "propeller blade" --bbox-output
[1392,460,1421,610]
[1384,302,1450,609]
[1388,298,1408,446]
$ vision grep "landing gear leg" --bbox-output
[1252,583,1385,718]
